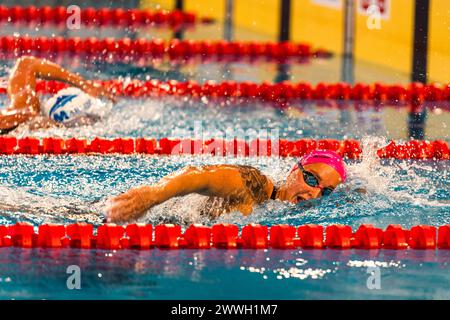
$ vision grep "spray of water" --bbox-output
[11,97,167,139]
[0,139,448,228]
[0,185,103,225]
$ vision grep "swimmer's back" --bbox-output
[190,164,272,217]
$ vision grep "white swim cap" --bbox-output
[43,87,110,124]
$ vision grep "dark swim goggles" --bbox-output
[297,164,334,197]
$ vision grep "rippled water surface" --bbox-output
[0,247,449,300]
[0,144,448,299]
[0,152,449,228]
[0,45,449,300]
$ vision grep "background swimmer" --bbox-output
[0,55,115,134]
[105,150,347,223]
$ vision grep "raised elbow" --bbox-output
[15,56,39,70]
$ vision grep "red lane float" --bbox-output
[325,225,353,248]
[242,224,268,249]
[382,225,409,249]
[1,79,447,105]
[352,224,383,249]
[409,225,437,249]
[96,224,124,249]
[0,136,448,160]
[126,224,153,249]
[8,222,35,248]
[184,224,212,249]
[155,224,182,248]
[0,222,448,250]
[0,35,327,61]
[66,223,94,248]
[438,226,450,249]
[270,225,297,249]
[0,5,206,29]
[297,225,324,248]
[38,224,67,248]
[212,224,239,248]
[376,140,449,160]
[104,79,449,103]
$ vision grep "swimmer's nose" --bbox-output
[306,187,322,199]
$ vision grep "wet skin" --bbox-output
[277,162,342,204]
[105,162,343,223]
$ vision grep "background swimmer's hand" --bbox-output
[105,186,155,223]
[26,116,63,130]
[83,80,117,103]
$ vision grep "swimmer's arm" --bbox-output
[0,108,38,130]
[152,166,244,202]
[21,56,115,101]
[26,116,62,130]
[106,166,245,223]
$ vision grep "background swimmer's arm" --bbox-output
[16,56,115,102]
[0,108,39,130]
[36,59,116,102]
[26,116,62,130]
[106,166,246,223]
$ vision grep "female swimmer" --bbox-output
[105,150,347,223]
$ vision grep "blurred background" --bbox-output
[142,0,449,85]
[0,1,448,140]
[2,0,448,84]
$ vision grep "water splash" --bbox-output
[0,141,448,228]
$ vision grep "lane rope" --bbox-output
[0,35,329,61]
[1,222,448,250]
[0,137,448,160]
[1,79,448,105]
[0,5,211,29]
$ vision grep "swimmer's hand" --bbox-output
[105,186,156,223]
[82,80,117,103]
[26,116,63,130]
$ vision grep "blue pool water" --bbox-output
[0,35,449,299]
[0,151,448,299]
[0,247,449,300]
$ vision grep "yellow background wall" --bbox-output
[291,0,343,54]
[185,0,226,21]
[141,0,172,10]
[141,0,225,20]
[234,0,280,40]
[429,0,450,83]
[354,1,414,78]
[141,0,449,83]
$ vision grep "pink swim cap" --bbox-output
[291,150,347,183]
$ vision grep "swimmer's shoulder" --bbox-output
[201,164,271,203]
[182,164,271,202]
[200,164,264,174]
[234,165,271,203]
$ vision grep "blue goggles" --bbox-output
[298,163,334,197]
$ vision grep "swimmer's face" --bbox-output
[283,162,342,204]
